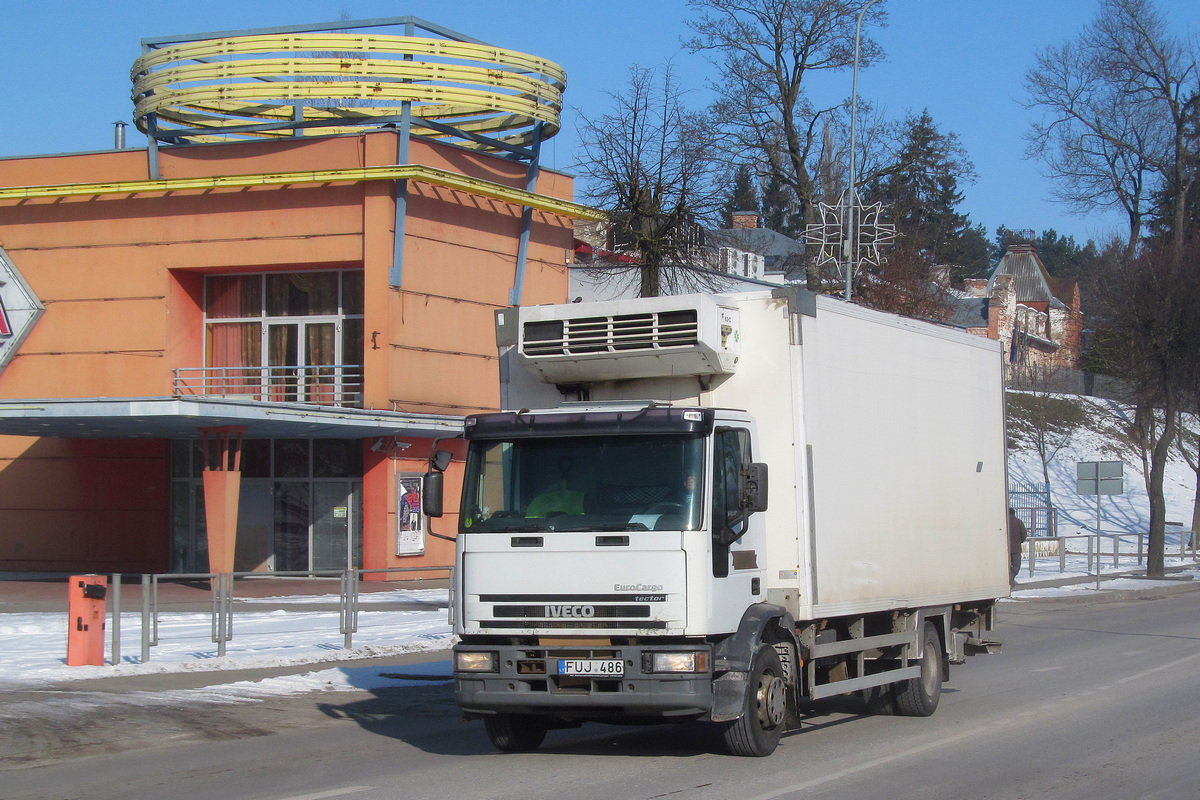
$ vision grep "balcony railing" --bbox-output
[174,365,364,408]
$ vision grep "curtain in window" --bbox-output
[206,322,261,395]
[305,323,336,404]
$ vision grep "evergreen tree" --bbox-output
[991,227,1102,282]
[864,110,986,281]
[722,164,759,226]
[760,173,800,238]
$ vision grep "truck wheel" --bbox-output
[893,622,942,717]
[483,713,549,752]
[722,644,788,757]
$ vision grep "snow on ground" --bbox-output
[0,588,454,696]
[1006,395,1198,536]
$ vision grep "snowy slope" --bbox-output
[1006,393,1197,536]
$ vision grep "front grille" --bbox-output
[492,605,652,619]
[475,593,674,630]
[484,620,670,630]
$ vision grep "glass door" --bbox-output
[234,482,273,572]
[268,323,299,402]
[305,322,337,405]
[312,480,363,571]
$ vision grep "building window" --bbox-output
[170,438,363,574]
[202,270,364,406]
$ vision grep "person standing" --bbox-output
[1008,507,1028,585]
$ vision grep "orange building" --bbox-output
[0,18,596,577]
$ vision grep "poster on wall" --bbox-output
[395,474,426,556]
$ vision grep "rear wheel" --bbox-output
[483,713,549,752]
[893,622,942,717]
[722,643,788,757]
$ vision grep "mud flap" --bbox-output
[710,672,749,722]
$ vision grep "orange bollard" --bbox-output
[66,575,108,666]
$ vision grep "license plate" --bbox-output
[558,659,624,677]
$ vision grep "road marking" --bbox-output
[1115,649,1200,685]
[746,731,970,799]
[1031,666,1063,673]
[273,786,373,800]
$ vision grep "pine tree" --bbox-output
[722,164,760,226]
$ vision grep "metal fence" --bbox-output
[1019,531,1198,582]
[1009,479,1057,537]
[105,566,451,665]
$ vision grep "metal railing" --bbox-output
[105,566,451,665]
[1021,531,1198,582]
[173,364,364,407]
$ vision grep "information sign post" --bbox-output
[1076,461,1124,586]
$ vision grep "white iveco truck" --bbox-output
[424,287,1009,756]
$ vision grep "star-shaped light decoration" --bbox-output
[803,195,897,283]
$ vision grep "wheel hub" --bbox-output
[757,674,787,728]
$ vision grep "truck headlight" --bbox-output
[650,652,708,673]
[455,651,498,673]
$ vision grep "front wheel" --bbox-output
[893,621,943,717]
[722,644,788,757]
[483,713,549,752]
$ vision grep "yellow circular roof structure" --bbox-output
[131,23,565,152]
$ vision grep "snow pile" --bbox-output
[0,588,453,691]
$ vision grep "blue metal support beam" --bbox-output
[390,20,415,289]
[509,122,544,307]
[391,102,412,288]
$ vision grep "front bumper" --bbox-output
[454,642,714,720]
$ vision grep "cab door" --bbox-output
[709,425,768,630]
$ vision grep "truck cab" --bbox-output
[447,404,777,749]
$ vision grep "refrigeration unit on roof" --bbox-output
[516,294,740,383]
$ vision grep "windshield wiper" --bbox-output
[552,523,650,532]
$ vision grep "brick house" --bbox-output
[959,243,1083,371]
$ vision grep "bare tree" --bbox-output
[574,64,727,297]
[855,243,951,322]
[1091,241,1200,577]
[1007,365,1085,489]
[1024,0,1198,256]
[1174,423,1200,547]
[685,0,887,289]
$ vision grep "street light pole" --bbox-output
[846,0,882,302]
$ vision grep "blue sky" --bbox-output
[2,0,1198,246]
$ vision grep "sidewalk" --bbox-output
[0,574,454,695]
[0,572,449,614]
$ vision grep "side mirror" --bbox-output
[422,448,453,518]
[743,462,768,513]
[422,471,444,518]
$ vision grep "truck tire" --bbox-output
[722,643,788,757]
[893,622,942,717]
[483,713,549,752]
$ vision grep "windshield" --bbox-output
[461,435,704,532]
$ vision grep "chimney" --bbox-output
[963,278,989,297]
[113,121,127,149]
[731,211,759,229]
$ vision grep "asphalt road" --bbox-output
[4,587,1200,800]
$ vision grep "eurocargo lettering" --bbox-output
[424,288,1008,756]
